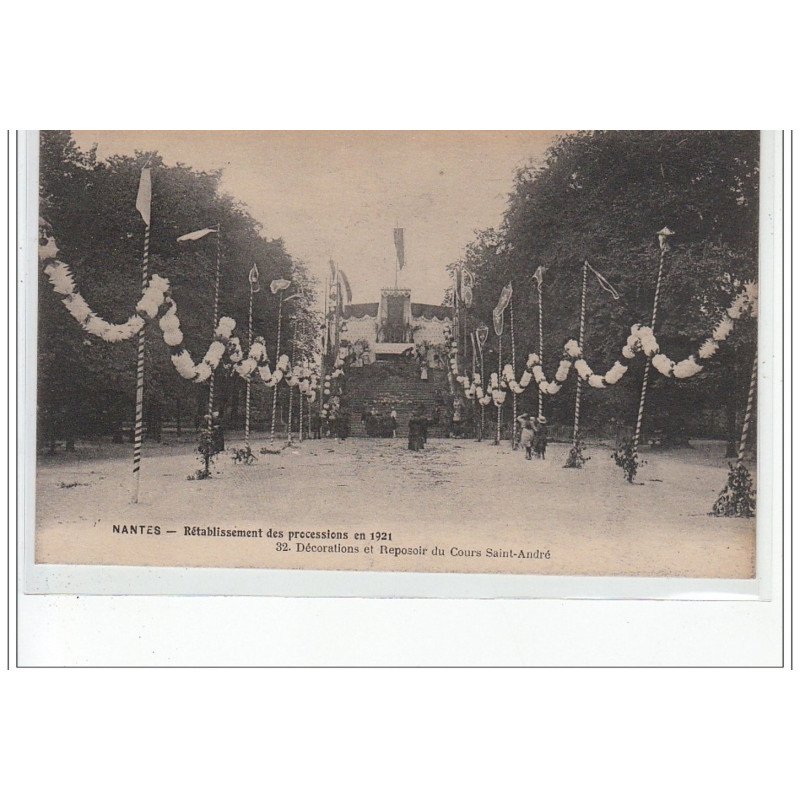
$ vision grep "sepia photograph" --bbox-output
[29,130,766,583]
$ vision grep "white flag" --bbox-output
[271,278,291,294]
[177,227,217,242]
[136,168,151,227]
[249,264,260,292]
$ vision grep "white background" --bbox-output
[1,2,797,798]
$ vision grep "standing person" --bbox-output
[452,397,463,439]
[311,409,322,440]
[390,406,398,438]
[431,403,441,430]
[517,414,534,460]
[408,404,427,452]
[211,411,225,454]
[337,406,351,441]
[533,414,548,460]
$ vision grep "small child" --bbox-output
[517,414,534,460]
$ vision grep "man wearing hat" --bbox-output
[533,414,548,460]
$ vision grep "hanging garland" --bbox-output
[45,260,145,343]
[450,283,758,400]
[44,255,299,388]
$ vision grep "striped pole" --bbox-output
[288,319,297,444]
[632,228,672,461]
[298,326,304,444]
[270,290,284,442]
[472,332,479,442]
[537,280,544,420]
[244,279,254,449]
[299,391,304,443]
[206,225,221,437]
[510,292,518,449]
[479,348,485,442]
[495,332,502,445]
[737,349,759,465]
[572,261,589,448]
[131,223,150,503]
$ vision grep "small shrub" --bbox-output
[612,439,642,483]
[563,440,590,469]
[231,445,258,465]
[711,462,756,517]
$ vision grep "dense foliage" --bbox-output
[449,131,760,447]
[38,131,319,449]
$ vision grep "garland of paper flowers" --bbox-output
[43,257,301,387]
[450,283,758,402]
[320,350,348,418]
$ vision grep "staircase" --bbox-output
[343,361,451,437]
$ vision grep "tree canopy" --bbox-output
[38,131,319,445]
[448,130,760,442]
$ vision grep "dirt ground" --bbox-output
[35,435,756,578]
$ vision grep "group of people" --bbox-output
[408,404,429,451]
[517,413,548,460]
[361,404,398,438]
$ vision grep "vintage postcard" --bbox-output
[20,130,778,596]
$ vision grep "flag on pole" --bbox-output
[337,269,353,305]
[475,324,489,352]
[177,227,217,242]
[249,263,260,293]
[136,168,151,227]
[585,261,620,300]
[271,278,291,294]
[492,282,512,337]
[393,228,405,270]
[461,269,474,307]
[532,265,547,288]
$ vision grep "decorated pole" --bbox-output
[632,227,673,462]
[537,275,544,420]
[244,264,258,450]
[476,323,488,443]
[712,346,758,517]
[479,347,485,442]
[206,224,222,438]
[572,260,589,448]
[737,349,759,465]
[471,332,479,441]
[510,290,517,449]
[132,166,151,503]
[270,288,285,442]
[495,332,502,445]
[288,318,297,444]
[298,326,304,444]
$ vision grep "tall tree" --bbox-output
[38,131,318,447]
[449,130,759,445]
